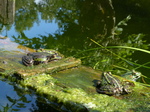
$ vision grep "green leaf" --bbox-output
[16,103,26,108]
[21,96,31,103]
[3,104,10,112]
[6,95,15,103]
[12,109,20,111]
[107,46,150,54]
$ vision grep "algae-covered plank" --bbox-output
[16,57,81,77]
[0,49,81,77]
[21,72,150,112]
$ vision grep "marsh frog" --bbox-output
[22,50,62,66]
[96,72,134,96]
[121,70,141,81]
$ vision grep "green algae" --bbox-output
[52,66,100,93]
[21,72,150,112]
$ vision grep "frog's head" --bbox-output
[37,48,63,60]
[22,56,34,66]
[132,70,141,81]
[101,72,113,84]
[36,48,58,55]
[47,53,62,61]
[121,70,141,81]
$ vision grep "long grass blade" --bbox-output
[90,39,150,69]
[107,46,150,54]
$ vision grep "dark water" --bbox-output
[0,0,150,111]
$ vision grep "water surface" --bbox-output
[0,0,150,111]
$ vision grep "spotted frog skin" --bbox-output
[96,72,134,96]
[22,50,62,66]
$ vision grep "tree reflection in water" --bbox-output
[0,78,59,112]
[1,0,150,81]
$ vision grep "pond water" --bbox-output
[0,78,36,112]
[0,0,150,111]
[0,78,60,112]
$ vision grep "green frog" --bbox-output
[36,48,64,57]
[121,70,141,81]
[22,49,62,66]
[96,72,134,96]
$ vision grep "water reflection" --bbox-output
[1,18,60,39]
[9,0,116,50]
[0,79,36,112]
[0,0,60,40]
[0,78,59,112]
[0,0,150,79]
[0,0,15,24]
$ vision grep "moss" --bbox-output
[21,73,150,112]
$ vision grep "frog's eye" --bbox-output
[132,72,141,78]
[27,53,31,56]
[107,72,112,75]
[47,56,53,60]
[135,75,140,79]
